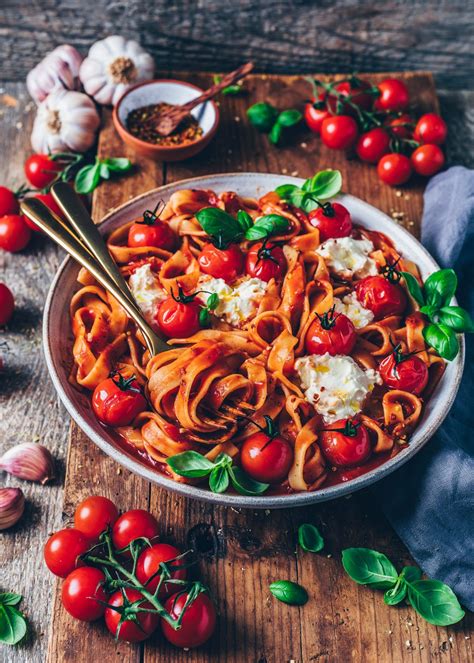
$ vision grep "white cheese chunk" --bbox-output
[128,264,167,323]
[316,236,378,279]
[333,291,374,329]
[198,275,267,327]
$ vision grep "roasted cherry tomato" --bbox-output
[74,495,119,541]
[355,275,407,320]
[386,113,414,139]
[0,214,31,252]
[374,78,409,112]
[356,128,390,163]
[413,113,447,145]
[240,418,294,484]
[411,144,445,177]
[0,283,14,326]
[198,242,244,283]
[136,543,186,597]
[305,309,356,356]
[321,115,359,150]
[245,241,286,282]
[24,192,65,232]
[320,418,371,467]
[105,588,159,642]
[377,153,412,186]
[304,100,330,134]
[24,153,63,189]
[44,528,91,578]
[308,202,352,241]
[0,186,19,216]
[112,509,159,553]
[379,346,428,395]
[162,591,216,649]
[128,207,175,251]
[61,566,108,621]
[327,78,373,113]
[92,373,147,427]
[156,290,202,338]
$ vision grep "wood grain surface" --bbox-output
[0,73,473,663]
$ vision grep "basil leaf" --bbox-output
[244,214,289,241]
[0,603,27,645]
[401,272,425,307]
[0,593,22,607]
[342,548,398,589]
[277,109,302,127]
[74,162,100,194]
[195,207,243,244]
[438,306,474,333]
[275,184,306,210]
[206,293,219,310]
[199,307,210,327]
[228,466,269,496]
[236,209,254,232]
[99,163,111,179]
[298,523,324,553]
[402,566,423,583]
[103,157,132,172]
[268,122,282,145]
[424,269,457,308]
[209,465,230,493]
[420,304,438,320]
[383,567,421,606]
[269,580,308,606]
[247,102,279,132]
[423,323,459,360]
[166,451,215,478]
[303,169,342,200]
[213,452,232,467]
[407,579,465,626]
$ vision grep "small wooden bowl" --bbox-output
[113,79,220,161]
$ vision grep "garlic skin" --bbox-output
[27,44,83,104]
[0,488,25,530]
[80,35,154,106]
[0,443,55,484]
[31,89,100,154]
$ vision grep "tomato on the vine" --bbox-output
[112,509,159,553]
[0,214,31,252]
[74,495,119,541]
[356,128,390,164]
[320,418,371,467]
[198,242,244,282]
[240,417,293,484]
[413,113,447,145]
[377,153,412,186]
[24,154,63,189]
[128,212,175,251]
[245,241,286,282]
[327,78,373,114]
[374,78,409,112]
[105,588,159,642]
[305,308,356,356]
[321,115,359,150]
[61,566,108,621]
[162,591,216,649]
[0,186,19,216]
[304,101,330,134]
[44,528,91,578]
[136,543,186,597]
[156,289,202,338]
[355,275,407,320]
[0,283,14,326]
[379,347,428,394]
[386,113,414,139]
[308,201,352,241]
[411,144,445,177]
[92,373,147,427]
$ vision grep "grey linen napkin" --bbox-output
[373,166,474,610]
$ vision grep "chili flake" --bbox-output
[126,103,203,146]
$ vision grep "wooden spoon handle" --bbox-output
[180,62,254,113]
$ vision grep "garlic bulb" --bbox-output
[0,488,25,530]
[27,44,83,104]
[31,89,100,154]
[0,442,55,484]
[79,35,154,106]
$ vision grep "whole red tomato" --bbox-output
[128,213,175,251]
[0,214,31,252]
[356,128,390,163]
[92,373,147,427]
[136,543,186,597]
[155,290,202,338]
[105,588,159,642]
[320,418,371,467]
[304,100,330,134]
[413,113,447,145]
[386,113,414,139]
[245,241,286,282]
[375,79,409,112]
[240,426,294,484]
[377,153,412,186]
[305,309,356,356]
[379,347,428,394]
[327,78,373,114]
[44,528,91,578]
[74,495,119,541]
[162,591,216,648]
[0,186,19,216]
[112,509,159,553]
[321,115,359,150]
[308,202,352,241]
[61,566,108,621]
[0,283,14,326]
[411,144,445,177]
[198,242,244,282]
[355,275,407,320]
[24,154,63,189]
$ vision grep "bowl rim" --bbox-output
[43,172,465,508]
[112,78,220,152]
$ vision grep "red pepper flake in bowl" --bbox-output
[126,103,204,146]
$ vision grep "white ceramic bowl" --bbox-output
[43,173,465,508]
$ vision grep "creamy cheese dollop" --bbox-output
[295,352,381,423]
[128,264,167,323]
[333,291,374,329]
[198,275,267,327]
[316,236,378,279]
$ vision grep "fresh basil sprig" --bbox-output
[212,74,244,96]
[401,268,473,360]
[0,593,28,645]
[342,548,465,626]
[298,523,324,553]
[269,580,309,606]
[199,293,219,327]
[166,451,269,496]
[247,102,302,145]
[75,156,133,194]
[275,169,342,213]
[195,206,289,248]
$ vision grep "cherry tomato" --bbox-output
[245,241,286,282]
[0,283,14,326]
[156,294,201,339]
[162,591,216,649]
[377,153,412,186]
[0,214,31,252]
[321,115,359,150]
[105,588,159,642]
[0,186,19,216]
[327,78,373,114]
[24,154,63,189]
[61,566,108,621]
[411,144,445,177]
[356,128,390,164]
[386,113,414,139]
[320,418,371,467]
[240,431,293,484]
[198,242,244,282]
[304,100,330,134]
[136,543,186,597]
[128,218,175,251]
[305,310,356,356]
[112,509,159,553]
[379,349,428,395]
[92,374,147,427]
[413,113,447,145]
[355,275,407,320]
[308,202,352,242]
[74,495,119,541]
[375,79,409,112]
[44,528,91,578]
[24,192,65,232]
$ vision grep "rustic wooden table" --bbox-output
[0,71,473,663]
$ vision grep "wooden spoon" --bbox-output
[155,62,254,136]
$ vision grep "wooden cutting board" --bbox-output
[46,72,473,663]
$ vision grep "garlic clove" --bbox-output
[0,442,55,484]
[0,488,25,530]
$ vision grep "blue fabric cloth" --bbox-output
[373,166,474,610]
